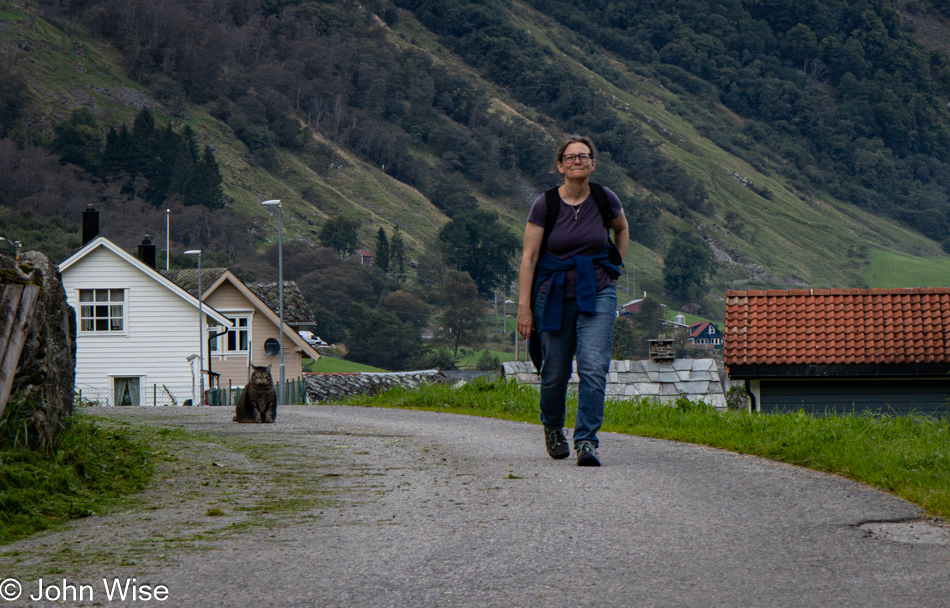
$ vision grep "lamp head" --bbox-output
[183,249,202,256]
[261,199,281,206]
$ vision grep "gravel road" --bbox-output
[2,405,949,608]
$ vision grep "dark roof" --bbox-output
[246,281,314,325]
[725,288,950,366]
[159,268,229,298]
[161,269,314,325]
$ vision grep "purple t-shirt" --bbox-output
[527,186,624,298]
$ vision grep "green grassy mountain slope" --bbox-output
[3,0,950,324]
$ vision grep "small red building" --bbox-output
[355,249,372,266]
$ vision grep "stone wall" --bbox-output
[1,251,76,450]
[502,359,726,409]
[304,370,446,402]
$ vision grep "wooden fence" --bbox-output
[0,284,40,418]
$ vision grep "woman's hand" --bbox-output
[516,304,534,339]
[516,223,544,340]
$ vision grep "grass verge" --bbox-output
[304,356,386,373]
[0,413,153,544]
[342,378,950,518]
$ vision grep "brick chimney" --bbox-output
[137,235,156,269]
[81,205,99,246]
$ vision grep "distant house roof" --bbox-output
[689,321,715,338]
[161,271,314,325]
[159,268,229,297]
[355,249,372,257]
[620,299,643,312]
[162,270,314,325]
[245,281,315,325]
[725,288,950,367]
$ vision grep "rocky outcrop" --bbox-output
[304,370,446,402]
[0,251,76,450]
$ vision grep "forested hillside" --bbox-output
[2,0,950,367]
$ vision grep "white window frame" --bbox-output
[112,376,142,406]
[211,312,252,355]
[78,288,127,333]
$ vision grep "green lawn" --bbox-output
[863,249,950,289]
[303,356,386,373]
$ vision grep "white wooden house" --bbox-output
[59,236,233,406]
[59,236,321,406]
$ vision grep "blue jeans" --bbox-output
[533,284,616,447]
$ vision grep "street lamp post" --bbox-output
[184,250,203,405]
[165,209,171,271]
[261,199,284,405]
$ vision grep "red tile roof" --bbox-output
[724,288,950,366]
[689,321,711,339]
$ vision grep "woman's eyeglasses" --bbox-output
[562,153,591,164]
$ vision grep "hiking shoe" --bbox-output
[544,426,570,459]
[575,440,601,467]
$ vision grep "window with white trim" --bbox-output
[211,315,250,354]
[79,289,125,332]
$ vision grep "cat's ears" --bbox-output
[267,365,272,372]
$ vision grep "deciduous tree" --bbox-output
[320,215,360,257]
[438,271,487,360]
[663,229,717,302]
[346,304,421,371]
[438,209,518,295]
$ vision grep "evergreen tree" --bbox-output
[156,124,191,205]
[374,227,390,274]
[191,145,225,209]
[101,125,135,179]
[50,108,102,173]
[390,225,406,280]
[130,109,157,177]
[170,125,200,202]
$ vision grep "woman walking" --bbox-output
[516,135,629,466]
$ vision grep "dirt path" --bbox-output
[2,406,949,607]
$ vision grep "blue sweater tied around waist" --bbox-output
[533,245,622,333]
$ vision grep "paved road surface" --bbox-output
[3,405,950,607]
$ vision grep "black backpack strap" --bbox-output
[590,182,623,265]
[589,182,613,229]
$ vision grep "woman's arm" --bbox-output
[516,222,545,339]
[611,211,629,263]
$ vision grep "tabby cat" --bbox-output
[233,364,277,423]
